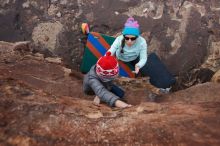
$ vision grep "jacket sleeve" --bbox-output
[89,77,119,107]
[136,40,147,68]
[108,36,121,56]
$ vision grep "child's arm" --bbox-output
[89,78,119,107]
[94,96,132,108]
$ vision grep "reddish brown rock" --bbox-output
[0,41,220,145]
[212,69,220,83]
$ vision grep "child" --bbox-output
[83,52,132,108]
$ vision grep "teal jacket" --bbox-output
[108,35,147,68]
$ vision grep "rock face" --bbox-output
[212,69,220,83]
[0,41,220,145]
[0,0,220,76]
[32,22,63,54]
[1,1,220,145]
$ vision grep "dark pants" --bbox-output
[125,53,176,88]
[125,57,148,77]
[86,84,125,98]
[110,84,125,98]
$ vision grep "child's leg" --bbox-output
[110,85,125,98]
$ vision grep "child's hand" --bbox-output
[93,96,100,106]
[115,100,132,108]
[125,104,132,108]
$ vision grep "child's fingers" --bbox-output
[123,104,132,108]
[127,104,132,107]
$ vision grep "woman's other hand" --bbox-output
[134,64,140,74]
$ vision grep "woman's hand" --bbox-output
[134,64,140,74]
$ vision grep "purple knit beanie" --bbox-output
[122,17,140,36]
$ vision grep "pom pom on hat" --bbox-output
[122,17,140,36]
[96,52,119,78]
[105,51,111,57]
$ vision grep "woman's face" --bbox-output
[124,35,137,47]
